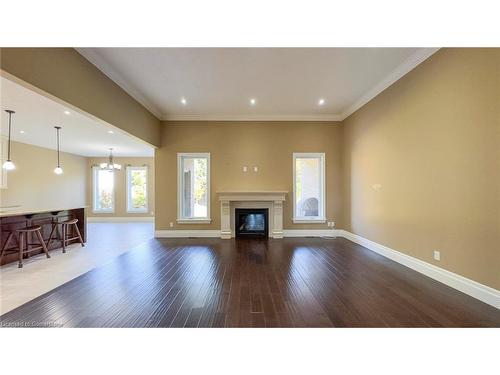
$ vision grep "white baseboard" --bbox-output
[88,216,155,223]
[339,230,500,309]
[154,229,341,239]
[152,227,499,308]
[282,229,342,237]
[155,229,220,238]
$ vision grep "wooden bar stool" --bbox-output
[0,225,50,268]
[47,218,84,253]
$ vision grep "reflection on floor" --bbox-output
[1,236,499,327]
[0,222,153,314]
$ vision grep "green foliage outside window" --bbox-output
[99,190,113,209]
[194,158,207,205]
[131,170,147,208]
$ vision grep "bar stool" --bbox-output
[47,218,84,253]
[0,225,50,268]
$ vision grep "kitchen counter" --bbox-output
[0,207,87,266]
[0,206,88,218]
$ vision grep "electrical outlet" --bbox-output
[253,166,258,172]
[169,222,174,228]
[242,166,248,172]
[433,250,441,261]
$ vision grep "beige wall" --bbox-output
[342,48,500,289]
[0,141,87,210]
[0,48,161,146]
[155,121,343,231]
[86,157,155,218]
[0,142,155,219]
[3,48,497,290]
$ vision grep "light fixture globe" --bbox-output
[2,160,15,170]
[54,166,63,175]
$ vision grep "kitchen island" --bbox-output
[0,207,86,266]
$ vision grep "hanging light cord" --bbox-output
[55,126,61,167]
[6,110,13,160]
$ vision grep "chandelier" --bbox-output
[100,148,122,171]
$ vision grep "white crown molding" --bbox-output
[77,48,439,123]
[162,114,344,122]
[339,230,500,309]
[339,48,440,120]
[75,48,164,119]
[161,48,439,122]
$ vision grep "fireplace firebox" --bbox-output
[235,208,269,238]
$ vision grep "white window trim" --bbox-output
[126,166,149,213]
[292,152,326,224]
[177,152,211,223]
[92,166,115,214]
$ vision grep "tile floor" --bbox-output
[0,222,154,314]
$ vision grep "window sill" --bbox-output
[292,218,326,224]
[177,218,212,224]
[92,211,115,214]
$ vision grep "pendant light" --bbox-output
[2,110,16,170]
[53,126,63,175]
[99,148,122,171]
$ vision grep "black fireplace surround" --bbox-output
[235,208,269,238]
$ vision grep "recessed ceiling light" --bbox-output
[250,98,257,106]
[181,97,187,105]
[20,130,25,134]
[107,130,114,134]
[318,98,325,106]
[64,110,71,115]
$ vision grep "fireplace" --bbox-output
[218,191,286,239]
[235,208,269,238]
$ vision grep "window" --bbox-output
[92,166,115,213]
[127,166,148,213]
[293,153,325,223]
[177,153,210,223]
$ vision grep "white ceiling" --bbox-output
[0,77,154,157]
[77,48,438,121]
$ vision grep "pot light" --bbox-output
[250,98,257,106]
[64,110,71,115]
[181,97,187,105]
[318,98,325,106]
[20,130,25,134]
[54,126,63,175]
[2,110,16,171]
[107,130,114,134]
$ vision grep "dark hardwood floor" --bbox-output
[1,237,499,327]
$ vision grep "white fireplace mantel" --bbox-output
[217,191,287,239]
